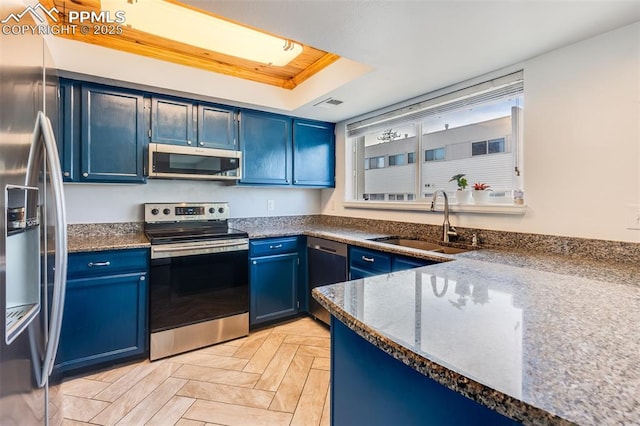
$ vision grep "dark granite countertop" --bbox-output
[313,251,640,425]
[68,232,150,253]
[68,221,640,423]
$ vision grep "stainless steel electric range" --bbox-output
[144,202,249,360]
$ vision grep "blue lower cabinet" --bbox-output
[349,245,437,278]
[249,237,301,327]
[55,249,148,375]
[349,246,392,279]
[331,318,519,425]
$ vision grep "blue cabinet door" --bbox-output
[151,96,194,146]
[349,246,392,277]
[331,318,518,426]
[240,110,292,185]
[293,119,335,187]
[58,80,80,182]
[250,252,298,326]
[55,272,148,373]
[197,104,237,149]
[81,85,146,182]
[392,255,435,271]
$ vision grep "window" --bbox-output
[471,138,505,156]
[472,141,487,156]
[389,154,407,166]
[425,148,445,162]
[489,138,505,153]
[366,156,385,169]
[349,71,523,204]
[363,193,385,201]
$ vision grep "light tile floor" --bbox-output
[60,317,331,426]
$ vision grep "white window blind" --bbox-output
[347,71,523,138]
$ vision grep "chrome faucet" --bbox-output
[430,190,458,243]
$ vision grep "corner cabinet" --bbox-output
[54,248,149,375]
[293,119,335,187]
[249,237,301,327]
[239,110,292,185]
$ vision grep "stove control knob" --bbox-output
[209,207,215,214]
[218,207,225,214]
[151,208,159,215]
[163,208,171,215]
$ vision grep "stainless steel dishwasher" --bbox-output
[307,237,348,325]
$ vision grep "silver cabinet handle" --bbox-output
[199,142,204,146]
[82,172,88,177]
[88,261,111,267]
[63,171,70,177]
[362,256,375,263]
[270,244,283,249]
[187,140,192,145]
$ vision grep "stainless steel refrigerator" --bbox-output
[1,1,68,424]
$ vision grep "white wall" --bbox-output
[323,22,640,243]
[65,180,321,223]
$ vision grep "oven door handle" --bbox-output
[151,240,249,258]
[153,242,246,253]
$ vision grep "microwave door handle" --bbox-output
[27,112,68,387]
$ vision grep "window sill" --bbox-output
[342,201,527,215]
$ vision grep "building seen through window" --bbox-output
[351,72,523,204]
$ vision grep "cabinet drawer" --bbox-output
[67,248,149,278]
[349,247,391,273]
[250,237,298,257]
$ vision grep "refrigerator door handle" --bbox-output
[26,111,68,387]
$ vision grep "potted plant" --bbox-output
[450,174,471,204]
[472,182,491,204]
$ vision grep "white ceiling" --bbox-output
[181,0,640,123]
[49,1,640,124]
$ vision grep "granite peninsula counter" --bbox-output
[313,251,640,425]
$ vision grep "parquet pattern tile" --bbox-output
[60,317,331,426]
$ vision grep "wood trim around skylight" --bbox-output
[43,0,340,89]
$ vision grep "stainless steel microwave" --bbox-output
[147,143,242,181]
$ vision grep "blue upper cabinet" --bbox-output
[293,119,335,187]
[151,96,194,146]
[197,104,237,149]
[80,85,146,183]
[239,110,292,185]
[58,80,80,182]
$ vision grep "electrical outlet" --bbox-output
[626,204,640,230]
[267,199,275,211]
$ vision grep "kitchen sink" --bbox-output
[373,238,444,251]
[369,237,470,254]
